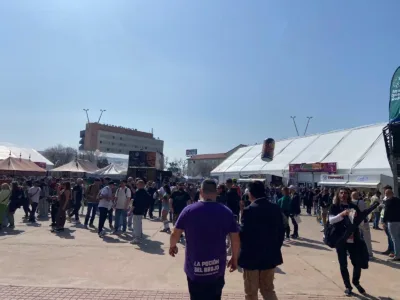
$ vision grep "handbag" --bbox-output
[323,221,342,248]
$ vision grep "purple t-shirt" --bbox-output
[175,201,239,282]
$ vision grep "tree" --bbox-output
[167,159,181,174]
[42,144,77,167]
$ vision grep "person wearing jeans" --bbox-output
[113,180,131,234]
[84,179,101,228]
[370,191,381,229]
[130,180,151,244]
[28,182,41,223]
[69,178,83,223]
[383,187,400,261]
[97,181,115,238]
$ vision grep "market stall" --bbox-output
[0,157,46,176]
[49,159,98,177]
[92,163,127,179]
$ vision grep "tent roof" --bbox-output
[211,123,390,178]
[0,157,46,174]
[93,163,127,176]
[50,159,99,173]
[0,144,54,166]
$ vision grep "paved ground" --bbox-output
[0,208,398,300]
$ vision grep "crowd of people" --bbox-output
[0,175,399,299]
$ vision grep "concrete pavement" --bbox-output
[0,208,398,299]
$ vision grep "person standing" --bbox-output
[239,181,284,300]
[277,187,291,239]
[37,179,49,219]
[144,181,157,219]
[383,187,400,262]
[169,179,240,300]
[351,191,373,258]
[84,179,101,228]
[225,179,241,222]
[170,182,191,226]
[130,180,151,244]
[113,180,131,234]
[319,188,332,230]
[28,181,41,223]
[370,191,382,230]
[0,183,11,229]
[52,182,71,233]
[97,181,115,238]
[69,178,83,223]
[329,188,366,296]
[289,185,300,239]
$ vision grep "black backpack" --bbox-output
[323,221,341,248]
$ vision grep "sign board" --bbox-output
[289,162,337,173]
[128,151,156,168]
[186,149,197,156]
[320,174,348,183]
[389,67,400,123]
[348,175,379,183]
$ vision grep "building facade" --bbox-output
[187,144,246,177]
[79,123,164,155]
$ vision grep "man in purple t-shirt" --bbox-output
[169,179,240,300]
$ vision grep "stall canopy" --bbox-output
[50,159,99,174]
[0,143,54,170]
[92,163,127,178]
[0,157,46,176]
[211,123,392,181]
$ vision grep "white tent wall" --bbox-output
[224,144,262,174]
[211,146,253,176]
[321,124,385,174]
[0,144,54,170]
[261,135,319,177]
[240,139,294,176]
[351,135,392,177]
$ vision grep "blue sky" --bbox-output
[0,0,399,160]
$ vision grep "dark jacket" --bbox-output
[216,192,227,205]
[318,193,331,209]
[239,197,285,270]
[383,197,400,223]
[226,187,240,215]
[133,189,151,215]
[290,193,301,215]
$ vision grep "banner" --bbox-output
[186,149,197,156]
[389,67,400,123]
[289,162,336,173]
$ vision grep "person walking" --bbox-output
[130,180,151,244]
[169,179,240,300]
[277,187,291,239]
[319,188,332,230]
[170,182,191,226]
[97,181,115,238]
[28,181,41,223]
[383,187,400,262]
[239,181,284,300]
[329,188,367,296]
[225,179,241,222]
[144,181,157,219]
[84,179,101,229]
[289,185,300,239]
[113,180,131,234]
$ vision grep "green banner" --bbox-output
[390,67,400,123]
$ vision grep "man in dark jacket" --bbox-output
[144,181,157,219]
[130,180,152,244]
[226,178,241,221]
[289,185,301,239]
[239,181,284,300]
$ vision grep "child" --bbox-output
[159,194,170,233]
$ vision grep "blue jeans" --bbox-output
[388,222,400,258]
[84,203,98,225]
[373,211,380,229]
[114,209,127,232]
[384,224,394,252]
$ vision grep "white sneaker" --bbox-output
[320,228,325,232]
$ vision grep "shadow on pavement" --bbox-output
[275,267,286,274]
[351,293,393,300]
[52,228,76,239]
[0,229,24,236]
[26,222,42,227]
[291,240,332,251]
[102,235,127,243]
[133,235,165,255]
[297,237,325,246]
[370,257,400,270]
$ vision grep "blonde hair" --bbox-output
[1,183,10,190]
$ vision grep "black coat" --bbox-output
[226,188,240,215]
[290,193,301,215]
[239,197,285,270]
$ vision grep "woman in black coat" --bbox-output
[329,188,367,296]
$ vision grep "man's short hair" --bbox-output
[201,179,217,194]
[248,181,265,199]
[384,185,393,190]
[226,178,233,184]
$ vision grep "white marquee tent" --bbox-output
[92,163,127,178]
[211,123,394,188]
[0,143,54,170]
